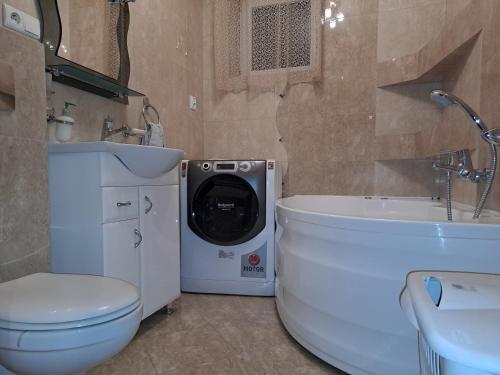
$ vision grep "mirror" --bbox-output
[39,0,142,100]
[56,0,125,80]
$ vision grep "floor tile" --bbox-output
[88,293,345,375]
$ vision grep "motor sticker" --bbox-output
[241,243,267,278]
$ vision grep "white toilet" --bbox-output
[0,273,142,375]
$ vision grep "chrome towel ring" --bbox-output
[142,97,160,124]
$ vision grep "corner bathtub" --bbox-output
[275,196,500,375]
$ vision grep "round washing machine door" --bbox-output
[189,174,266,246]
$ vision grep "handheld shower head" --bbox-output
[429,90,456,107]
[430,90,498,220]
[430,90,490,137]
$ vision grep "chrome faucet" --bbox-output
[430,90,499,220]
[100,115,130,141]
[430,90,500,145]
[433,149,487,183]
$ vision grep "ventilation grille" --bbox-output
[419,332,441,375]
[251,0,311,71]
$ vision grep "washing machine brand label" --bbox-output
[219,250,235,259]
[217,202,235,210]
[248,254,260,266]
[241,243,267,278]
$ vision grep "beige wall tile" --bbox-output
[445,0,474,22]
[331,0,379,16]
[374,159,437,197]
[0,245,50,283]
[0,136,49,264]
[375,82,442,136]
[374,133,419,160]
[327,113,376,162]
[377,1,446,62]
[287,160,332,195]
[323,13,378,79]
[0,28,46,141]
[0,27,49,281]
[327,161,375,195]
[379,0,440,12]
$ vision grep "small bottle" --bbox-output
[55,102,76,142]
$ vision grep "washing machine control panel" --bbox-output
[198,161,257,173]
[239,161,251,172]
[201,162,212,171]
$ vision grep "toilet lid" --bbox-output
[0,273,140,326]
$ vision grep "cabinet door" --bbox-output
[140,185,180,319]
[103,219,141,289]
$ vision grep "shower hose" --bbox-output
[473,143,497,219]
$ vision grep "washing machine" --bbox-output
[180,160,280,296]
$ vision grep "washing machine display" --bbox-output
[180,160,280,296]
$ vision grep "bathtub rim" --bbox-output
[276,195,500,240]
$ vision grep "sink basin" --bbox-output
[48,142,185,178]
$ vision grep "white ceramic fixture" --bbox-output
[49,142,183,319]
[401,271,500,375]
[49,141,184,178]
[274,195,500,375]
[0,273,142,375]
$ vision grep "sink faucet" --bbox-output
[100,115,130,141]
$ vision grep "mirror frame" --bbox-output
[38,0,133,102]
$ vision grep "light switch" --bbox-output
[3,3,40,40]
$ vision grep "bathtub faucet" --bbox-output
[432,149,487,183]
[432,149,487,222]
[430,90,498,220]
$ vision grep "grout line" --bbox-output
[0,243,49,267]
[145,349,160,375]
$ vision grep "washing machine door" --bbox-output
[188,173,266,246]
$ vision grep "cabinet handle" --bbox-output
[117,201,132,207]
[134,229,143,248]
[144,195,153,214]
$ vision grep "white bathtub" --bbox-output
[275,196,500,375]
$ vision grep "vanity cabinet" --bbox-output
[49,149,180,320]
[140,186,180,317]
[103,219,141,289]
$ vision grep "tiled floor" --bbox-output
[88,293,346,375]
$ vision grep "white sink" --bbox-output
[48,142,185,178]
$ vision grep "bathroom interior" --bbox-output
[0,0,500,374]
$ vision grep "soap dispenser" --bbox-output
[55,102,76,142]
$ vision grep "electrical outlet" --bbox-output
[3,3,40,40]
[189,95,197,111]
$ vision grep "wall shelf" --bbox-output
[377,1,482,88]
[40,0,144,102]
[48,64,144,99]
[374,133,426,161]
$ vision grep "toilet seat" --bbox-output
[0,300,142,331]
[0,273,142,375]
[0,273,140,331]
